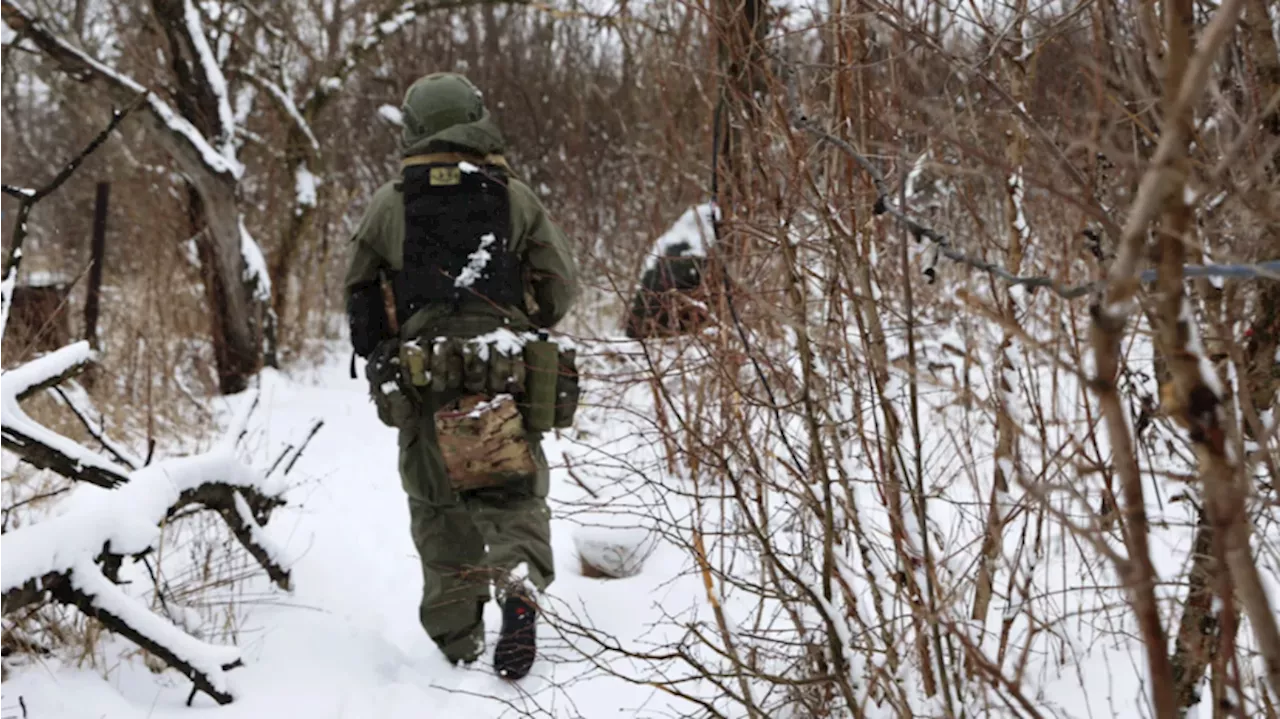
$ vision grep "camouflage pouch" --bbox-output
[366,341,417,429]
[434,393,537,492]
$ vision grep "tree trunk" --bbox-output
[188,182,260,395]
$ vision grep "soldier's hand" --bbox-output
[365,338,402,385]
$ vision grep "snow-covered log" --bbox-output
[1,333,292,703]
[0,342,130,488]
[0,448,289,703]
[1,347,290,587]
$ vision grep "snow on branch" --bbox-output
[1,335,295,703]
[181,0,237,165]
[0,342,293,588]
[1,444,290,704]
[1,343,131,488]
[80,560,242,700]
[301,0,529,118]
[238,216,271,302]
[49,382,146,470]
[238,70,319,152]
[1,1,243,180]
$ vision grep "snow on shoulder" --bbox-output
[642,203,717,273]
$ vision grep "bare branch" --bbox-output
[0,98,140,345]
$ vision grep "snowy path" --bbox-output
[4,353,692,718]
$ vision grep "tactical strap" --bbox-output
[401,153,511,173]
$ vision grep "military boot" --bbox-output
[493,594,537,680]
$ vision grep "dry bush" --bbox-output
[551,0,1280,716]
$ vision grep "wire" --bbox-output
[801,121,1280,296]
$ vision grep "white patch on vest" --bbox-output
[455,233,496,288]
[458,161,479,173]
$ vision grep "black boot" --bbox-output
[493,594,537,680]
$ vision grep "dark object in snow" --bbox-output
[625,205,716,339]
[625,248,711,339]
[493,594,537,680]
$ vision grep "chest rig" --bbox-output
[395,158,521,322]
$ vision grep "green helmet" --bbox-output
[400,73,486,148]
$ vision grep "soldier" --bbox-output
[344,72,578,680]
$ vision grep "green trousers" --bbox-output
[398,401,555,663]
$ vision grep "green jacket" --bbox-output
[344,75,577,340]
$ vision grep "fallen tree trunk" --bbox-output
[1,339,293,702]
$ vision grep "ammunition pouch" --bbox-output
[397,332,580,433]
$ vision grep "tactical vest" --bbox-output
[395,159,520,323]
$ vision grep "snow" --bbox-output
[1179,298,1225,398]
[572,525,656,578]
[905,151,927,199]
[5,312,1272,716]
[294,162,318,210]
[183,0,237,165]
[642,203,716,273]
[232,491,291,571]
[377,104,404,126]
[3,354,708,717]
[1008,166,1030,241]
[0,385,284,698]
[379,11,416,36]
[238,217,272,301]
[148,94,244,178]
[469,327,529,360]
[454,233,496,288]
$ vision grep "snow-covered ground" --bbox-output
[2,347,703,718]
[3,327,1276,717]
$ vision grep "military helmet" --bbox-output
[401,73,487,145]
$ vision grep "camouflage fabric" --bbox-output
[343,72,574,664]
[434,394,537,491]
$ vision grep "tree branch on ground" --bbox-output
[1,330,292,702]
